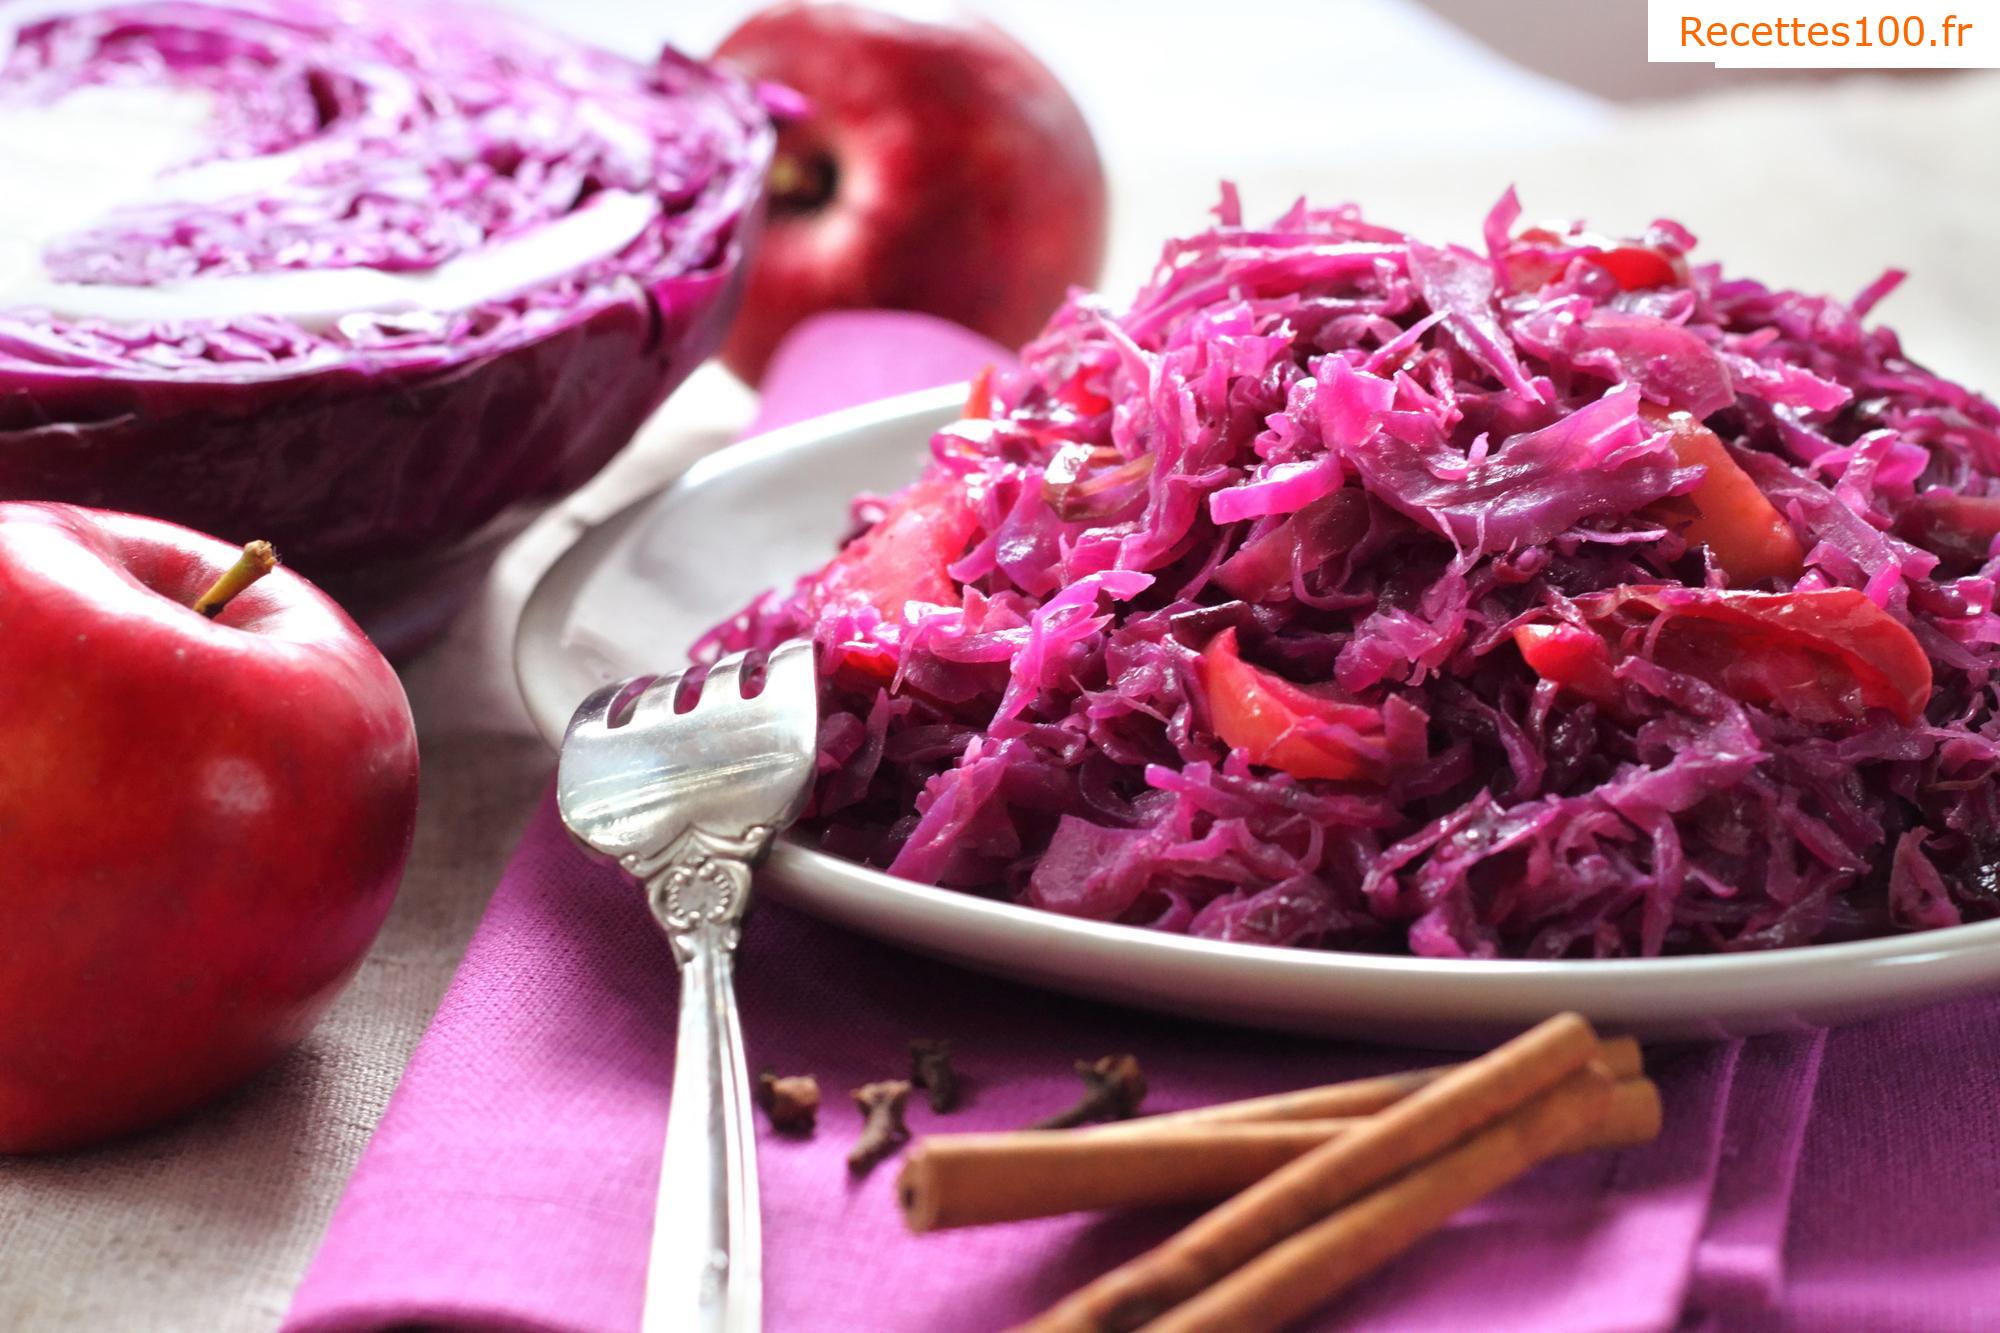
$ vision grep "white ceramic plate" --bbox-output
[515,384,2000,1046]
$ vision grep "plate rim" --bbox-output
[760,838,2000,986]
[513,384,2000,993]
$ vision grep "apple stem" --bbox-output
[766,149,836,215]
[193,541,279,619]
[767,153,809,198]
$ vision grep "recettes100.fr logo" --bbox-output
[1646,1,1994,66]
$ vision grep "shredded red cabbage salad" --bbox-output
[702,189,2000,959]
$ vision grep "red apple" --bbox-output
[0,504,419,1153]
[716,1,1108,383]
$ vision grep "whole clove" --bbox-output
[849,1080,913,1174]
[909,1038,960,1113]
[1030,1054,1147,1130]
[755,1071,821,1135]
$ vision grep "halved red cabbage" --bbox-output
[0,0,769,616]
[703,189,2000,960]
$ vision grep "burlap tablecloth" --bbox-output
[3,60,1997,1331]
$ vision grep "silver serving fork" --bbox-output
[556,639,818,1333]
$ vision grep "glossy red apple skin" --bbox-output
[0,504,420,1153]
[716,1,1108,383]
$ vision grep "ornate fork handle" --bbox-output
[631,825,773,1333]
[637,826,771,958]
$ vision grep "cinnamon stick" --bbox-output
[901,1077,1659,1232]
[1078,1035,1641,1138]
[1141,1065,1617,1333]
[905,1121,1342,1234]
[1012,1011,1602,1333]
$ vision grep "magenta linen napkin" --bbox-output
[290,311,1815,1333]
[1689,1032,1825,1315]
[1729,1005,2000,1332]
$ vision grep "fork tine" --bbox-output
[618,666,692,733]
[569,678,639,730]
[700,650,755,705]
[567,680,621,728]
[762,639,817,705]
